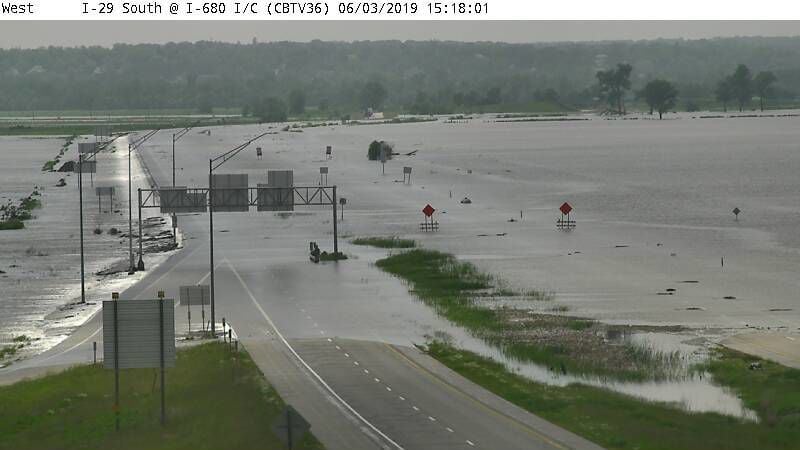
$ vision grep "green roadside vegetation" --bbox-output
[375,249,678,381]
[0,189,42,231]
[319,251,348,262]
[0,342,324,450]
[352,236,416,249]
[375,246,800,449]
[41,135,76,172]
[426,342,800,450]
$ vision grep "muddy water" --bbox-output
[0,136,172,361]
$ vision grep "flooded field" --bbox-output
[0,135,173,361]
[3,111,799,419]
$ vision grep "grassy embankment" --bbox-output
[428,343,800,450]
[372,246,800,449]
[0,342,324,450]
[375,249,678,381]
[352,236,416,248]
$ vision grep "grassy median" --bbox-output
[0,342,324,450]
[427,342,800,450]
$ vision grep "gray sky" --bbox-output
[0,21,798,48]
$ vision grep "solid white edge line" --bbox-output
[226,259,405,450]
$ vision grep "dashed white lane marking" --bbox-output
[330,339,480,447]
[225,260,404,450]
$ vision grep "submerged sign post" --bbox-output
[103,296,175,428]
[557,202,576,230]
[403,166,412,184]
[421,203,439,232]
[95,186,114,213]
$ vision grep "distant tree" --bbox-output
[714,77,734,112]
[288,89,306,115]
[639,79,678,119]
[685,100,699,112]
[754,71,777,111]
[729,64,753,112]
[360,81,387,110]
[367,140,393,161]
[253,97,287,123]
[318,98,329,112]
[596,63,633,114]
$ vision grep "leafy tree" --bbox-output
[729,64,753,112]
[367,140,393,161]
[596,63,633,114]
[714,77,734,112]
[361,81,387,110]
[252,97,287,123]
[754,71,777,111]
[288,89,306,115]
[639,79,678,119]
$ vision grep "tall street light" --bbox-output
[171,121,202,244]
[128,129,159,274]
[207,131,271,336]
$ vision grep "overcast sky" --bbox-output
[0,21,798,48]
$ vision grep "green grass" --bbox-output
[0,342,324,450]
[375,249,680,380]
[319,251,348,261]
[0,219,24,230]
[704,347,800,429]
[351,236,416,249]
[426,341,800,450]
[41,160,57,172]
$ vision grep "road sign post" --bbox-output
[557,202,576,230]
[272,405,310,449]
[103,296,175,429]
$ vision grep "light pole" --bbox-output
[127,129,159,274]
[171,122,200,245]
[207,131,271,336]
[78,154,86,304]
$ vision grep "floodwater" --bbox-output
[4,112,799,420]
[0,136,172,361]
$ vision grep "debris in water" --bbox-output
[460,197,472,204]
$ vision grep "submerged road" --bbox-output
[2,126,604,450]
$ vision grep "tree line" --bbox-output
[595,62,778,119]
[0,37,796,117]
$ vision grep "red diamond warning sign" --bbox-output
[559,202,572,215]
[422,204,436,217]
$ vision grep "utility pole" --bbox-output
[127,130,159,274]
[79,154,86,304]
